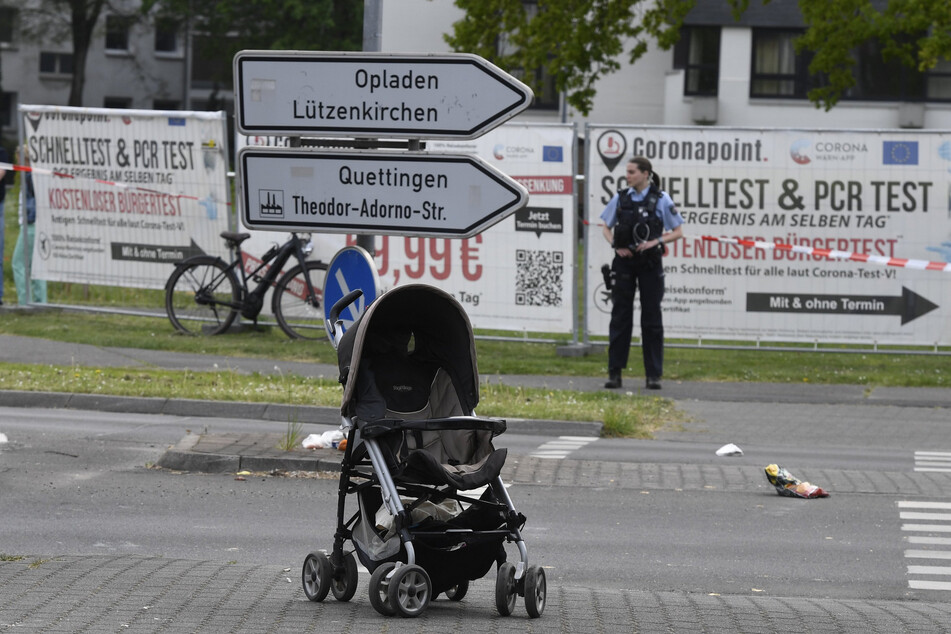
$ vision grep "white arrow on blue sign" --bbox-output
[237,147,529,238]
[233,50,533,139]
[323,246,380,340]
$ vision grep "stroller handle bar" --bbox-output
[328,289,363,340]
[359,416,506,440]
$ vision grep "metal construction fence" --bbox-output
[10,105,951,353]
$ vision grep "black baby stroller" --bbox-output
[301,284,546,618]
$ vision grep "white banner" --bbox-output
[22,106,231,288]
[586,125,951,346]
[412,123,576,333]
[238,123,577,334]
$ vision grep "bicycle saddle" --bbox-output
[220,231,251,246]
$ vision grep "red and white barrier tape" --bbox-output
[0,161,231,207]
[702,235,951,272]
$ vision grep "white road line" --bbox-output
[908,565,951,575]
[915,451,951,457]
[900,512,951,521]
[907,536,951,545]
[909,580,951,591]
[905,550,951,559]
[903,524,951,533]
[530,436,597,460]
[898,502,951,510]
[914,467,951,473]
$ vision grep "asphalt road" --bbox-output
[3,399,951,631]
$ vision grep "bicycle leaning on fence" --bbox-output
[164,231,328,339]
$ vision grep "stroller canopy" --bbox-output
[338,285,480,418]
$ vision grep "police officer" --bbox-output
[600,156,683,389]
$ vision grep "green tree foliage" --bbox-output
[443,0,951,115]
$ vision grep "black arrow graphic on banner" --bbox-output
[747,287,938,325]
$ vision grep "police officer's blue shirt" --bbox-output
[600,187,682,231]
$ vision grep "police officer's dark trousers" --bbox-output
[607,254,665,378]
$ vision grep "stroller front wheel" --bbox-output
[495,562,517,616]
[331,552,359,602]
[524,565,547,618]
[387,564,432,618]
[368,562,397,616]
[302,552,332,602]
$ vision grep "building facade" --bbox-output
[382,0,951,130]
[0,0,225,143]
[5,0,951,145]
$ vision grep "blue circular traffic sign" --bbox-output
[323,246,380,339]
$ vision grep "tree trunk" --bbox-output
[67,0,106,106]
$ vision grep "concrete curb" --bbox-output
[0,390,602,436]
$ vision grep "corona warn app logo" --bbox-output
[790,139,811,165]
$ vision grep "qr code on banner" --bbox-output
[515,250,564,306]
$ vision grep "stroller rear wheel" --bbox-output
[302,551,332,602]
[444,579,469,601]
[368,562,397,616]
[387,564,432,618]
[524,565,547,618]
[495,562,517,616]
[331,552,359,602]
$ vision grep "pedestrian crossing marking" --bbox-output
[908,565,951,575]
[899,501,951,510]
[530,436,596,459]
[914,451,951,472]
[900,512,951,521]
[909,580,951,591]
[902,524,951,533]
[905,549,951,559]
[907,536,951,545]
[899,497,951,594]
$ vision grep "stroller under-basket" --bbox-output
[301,284,546,618]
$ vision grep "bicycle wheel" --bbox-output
[272,260,328,340]
[165,256,240,335]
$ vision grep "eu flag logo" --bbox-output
[883,141,918,165]
[543,145,563,162]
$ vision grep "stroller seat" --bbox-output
[355,349,507,491]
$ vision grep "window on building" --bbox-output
[154,17,179,53]
[674,26,721,96]
[153,99,180,111]
[105,15,134,52]
[750,28,949,102]
[849,38,928,101]
[1,92,14,128]
[1,8,17,45]
[103,96,133,109]
[40,52,74,75]
[496,2,559,111]
[927,59,951,101]
[750,29,814,98]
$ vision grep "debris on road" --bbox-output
[302,429,344,450]
[764,464,830,498]
[715,443,743,457]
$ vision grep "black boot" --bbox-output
[604,369,622,389]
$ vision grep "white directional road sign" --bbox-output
[237,148,529,238]
[233,51,533,139]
